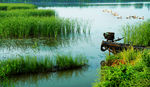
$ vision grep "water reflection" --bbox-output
[0,35,91,59]
[0,2,150,87]
[33,2,150,9]
[4,66,88,87]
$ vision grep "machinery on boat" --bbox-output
[100,32,150,54]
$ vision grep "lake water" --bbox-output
[2,2,150,87]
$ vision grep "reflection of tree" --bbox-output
[133,3,144,9]
[145,4,150,11]
[119,4,132,8]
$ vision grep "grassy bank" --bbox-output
[0,55,88,79]
[93,48,150,87]
[0,9,56,17]
[122,20,150,46]
[0,3,36,10]
[0,16,84,38]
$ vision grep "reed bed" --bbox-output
[122,20,150,46]
[0,55,88,78]
[0,9,56,17]
[0,3,36,10]
[93,48,150,87]
[0,16,84,38]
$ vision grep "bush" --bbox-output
[93,49,150,87]
[142,50,150,67]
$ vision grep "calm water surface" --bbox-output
[2,2,150,87]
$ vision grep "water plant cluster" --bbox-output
[0,55,88,79]
[0,3,87,39]
[0,3,36,10]
[0,16,82,38]
[0,9,56,17]
[93,48,150,87]
[0,3,89,86]
[122,20,150,46]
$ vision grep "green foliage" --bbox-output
[0,9,56,17]
[142,50,150,67]
[93,49,150,87]
[0,3,36,10]
[122,20,150,46]
[0,56,53,78]
[106,47,142,63]
[56,55,88,69]
[0,55,88,79]
[0,16,83,38]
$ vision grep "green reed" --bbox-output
[122,20,150,46]
[0,16,84,38]
[0,3,36,10]
[56,55,88,70]
[0,9,56,17]
[0,55,88,78]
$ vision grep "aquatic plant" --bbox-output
[0,16,85,38]
[0,3,36,10]
[0,9,56,17]
[122,20,150,46]
[0,55,88,78]
[93,49,150,87]
[56,55,88,70]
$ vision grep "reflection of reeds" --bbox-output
[0,55,88,79]
[0,16,87,38]
[0,65,88,87]
[0,3,36,10]
[0,9,56,17]
[122,20,150,46]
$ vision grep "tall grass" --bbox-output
[0,9,56,17]
[0,3,36,10]
[122,20,150,46]
[56,55,88,70]
[0,55,88,78]
[0,16,84,38]
[93,49,150,87]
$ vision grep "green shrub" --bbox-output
[93,49,150,87]
[142,50,150,67]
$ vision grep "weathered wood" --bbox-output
[101,41,150,54]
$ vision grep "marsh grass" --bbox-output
[0,55,88,79]
[0,16,85,38]
[0,9,56,17]
[122,20,150,46]
[0,3,36,10]
[56,55,88,70]
[93,49,150,87]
